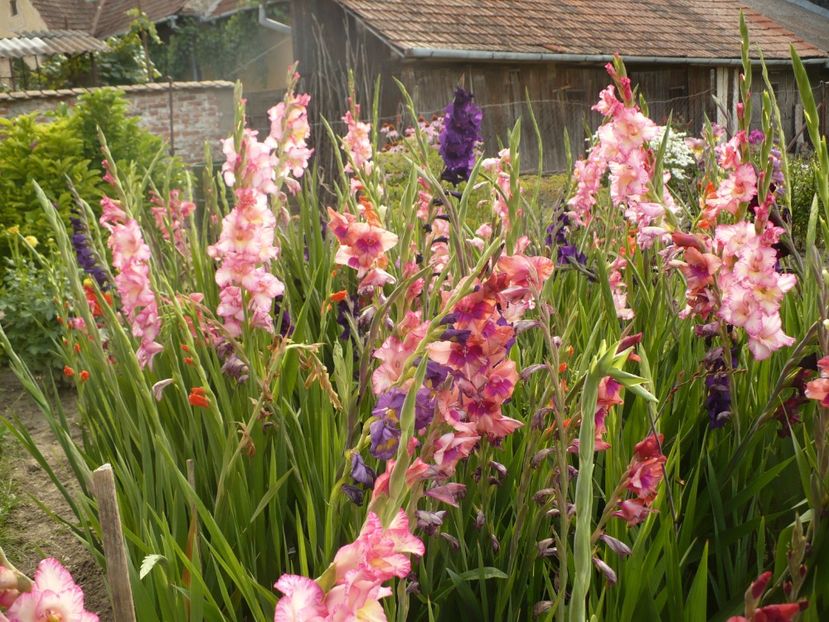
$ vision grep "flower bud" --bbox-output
[416,510,446,536]
[489,461,507,480]
[532,447,555,468]
[440,532,460,551]
[600,533,632,557]
[533,601,554,617]
[537,538,557,558]
[593,557,617,585]
[490,534,500,553]
[474,510,486,530]
[533,488,556,505]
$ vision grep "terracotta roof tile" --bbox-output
[335,0,829,59]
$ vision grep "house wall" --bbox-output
[0,0,47,37]
[0,80,235,163]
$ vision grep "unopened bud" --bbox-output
[474,510,486,530]
[537,538,557,558]
[600,533,632,557]
[440,532,460,551]
[533,601,554,617]
[532,448,555,468]
[593,557,617,585]
[489,461,507,480]
[533,488,556,505]
[748,571,772,600]
[490,534,500,553]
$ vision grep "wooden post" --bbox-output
[92,464,137,622]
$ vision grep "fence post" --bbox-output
[92,464,137,622]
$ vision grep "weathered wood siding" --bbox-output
[399,62,717,172]
[292,0,829,173]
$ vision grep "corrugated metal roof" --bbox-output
[0,30,107,59]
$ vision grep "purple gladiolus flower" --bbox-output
[70,207,109,288]
[350,454,376,487]
[370,389,405,459]
[342,483,364,505]
[703,347,734,428]
[748,129,765,145]
[415,388,435,431]
[439,88,483,185]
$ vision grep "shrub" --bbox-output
[0,114,100,255]
[789,153,818,244]
[0,89,182,256]
[0,236,62,373]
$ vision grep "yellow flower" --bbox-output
[24,235,38,248]
[7,225,19,235]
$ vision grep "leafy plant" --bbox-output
[0,114,100,255]
[0,236,62,373]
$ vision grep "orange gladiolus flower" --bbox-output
[188,387,210,408]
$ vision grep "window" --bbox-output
[10,0,18,16]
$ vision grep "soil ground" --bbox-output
[0,368,112,619]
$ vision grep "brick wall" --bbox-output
[0,81,235,164]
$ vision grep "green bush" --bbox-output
[0,89,182,256]
[789,153,818,245]
[0,114,100,255]
[0,241,62,373]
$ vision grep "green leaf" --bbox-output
[139,553,166,580]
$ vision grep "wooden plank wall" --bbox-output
[398,62,718,172]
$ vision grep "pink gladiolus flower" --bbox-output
[371,312,429,394]
[150,189,195,254]
[342,106,373,175]
[805,356,829,407]
[425,482,467,507]
[99,197,163,368]
[209,186,284,336]
[608,257,634,320]
[333,511,424,584]
[613,498,652,526]
[614,434,666,525]
[274,575,328,622]
[705,163,757,218]
[0,566,19,609]
[334,223,398,276]
[712,221,795,360]
[6,558,98,622]
[481,149,521,229]
[268,82,313,195]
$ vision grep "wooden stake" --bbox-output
[92,464,137,622]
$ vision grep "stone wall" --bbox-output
[0,80,235,164]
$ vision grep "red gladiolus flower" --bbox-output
[80,370,90,382]
[188,387,210,408]
[183,356,194,366]
[63,366,75,378]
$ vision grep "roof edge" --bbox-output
[403,47,829,66]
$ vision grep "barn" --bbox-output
[291,0,829,172]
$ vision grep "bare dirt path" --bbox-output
[0,368,112,619]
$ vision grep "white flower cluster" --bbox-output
[650,126,696,182]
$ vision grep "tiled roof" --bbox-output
[28,0,97,32]
[23,0,256,39]
[90,0,191,37]
[0,30,107,58]
[335,0,829,60]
